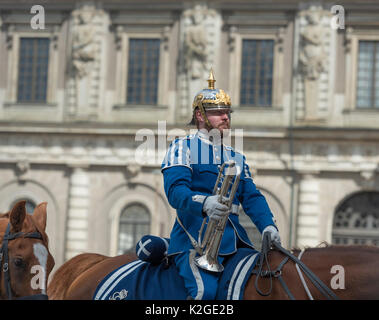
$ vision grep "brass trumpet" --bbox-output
[194,160,241,272]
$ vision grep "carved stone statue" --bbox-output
[178,4,219,121]
[71,7,96,78]
[298,6,328,120]
[67,4,108,119]
[299,9,327,81]
[184,5,207,79]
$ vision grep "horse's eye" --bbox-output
[13,257,25,268]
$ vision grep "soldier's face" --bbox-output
[205,110,231,133]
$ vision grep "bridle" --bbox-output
[253,232,339,300]
[0,222,48,300]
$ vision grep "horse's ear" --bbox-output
[9,200,27,232]
[33,202,47,231]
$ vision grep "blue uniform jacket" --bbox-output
[161,130,276,256]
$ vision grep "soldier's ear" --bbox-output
[195,109,203,122]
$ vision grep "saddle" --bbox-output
[93,235,259,300]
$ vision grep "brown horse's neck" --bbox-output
[296,245,379,299]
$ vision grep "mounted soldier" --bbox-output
[161,69,281,300]
[48,70,379,302]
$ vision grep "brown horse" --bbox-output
[0,200,55,299]
[47,242,379,300]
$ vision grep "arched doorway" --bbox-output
[332,191,379,246]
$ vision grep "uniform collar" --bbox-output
[196,130,233,151]
[197,129,222,146]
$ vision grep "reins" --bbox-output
[253,232,339,300]
[0,222,47,300]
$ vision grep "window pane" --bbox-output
[356,41,379,109]
[240,39,274,107]
[127,39,160,105]
[118,203,150,254]
[17,38,50,103]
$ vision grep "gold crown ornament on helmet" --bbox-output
[189,68,232,127]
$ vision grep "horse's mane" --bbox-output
[290,241,330,252]
[290,241,379,254]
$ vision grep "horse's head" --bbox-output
[0,200,55,300]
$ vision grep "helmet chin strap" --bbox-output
[197,100,212,130]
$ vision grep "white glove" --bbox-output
[262,225,281,244]
[202,195,229,221]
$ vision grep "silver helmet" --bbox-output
[189,68,232,127]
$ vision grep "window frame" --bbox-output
[114,32,169,108]
[354,40,379,109]
[109,193,158,256]
[126,39,161,106]
[17,37,51,104]
[239,38,275,107]
[5,32,59,106]
[345,32,379,112]
[117,202,151,254]
[229,33,284,109]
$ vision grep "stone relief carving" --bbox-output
[297,6,330,121]
[178,4,219,120]
[275,27,285,53]
[71,7,96,79]
[67,4,108,119]
[5,25,15,50]
[15,160,30,181]
[299,9,327,81]
[344,27,354,53]
[183,5,208,79]
[227,25,237,52]
[359,168,378,189]
[162,25,171,51]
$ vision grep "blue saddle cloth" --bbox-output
[93,248,259,300]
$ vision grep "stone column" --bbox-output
[65,165,89,260]
[296,171,320,247]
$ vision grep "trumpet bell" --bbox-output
[194,255,224,273]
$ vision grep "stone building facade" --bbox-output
[0,0,378,273]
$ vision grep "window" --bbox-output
[117,203,150,254]
[240,39,274,107]
[356,41,379,109]
[126,39,160,105]
[332,192,379,246]
[17,38,50,103]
